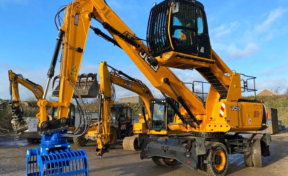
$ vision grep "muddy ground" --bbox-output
[0,132,287,176]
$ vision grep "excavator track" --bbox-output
[123,135,140,151]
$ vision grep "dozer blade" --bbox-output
[52,73,99,98]
[26,131,89,176]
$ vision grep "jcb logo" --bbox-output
[138,49,159,72]
[123,82,132,88]
[33,88,39,93]
[231,106,240,111]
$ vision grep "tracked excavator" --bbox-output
[51,61,154,151]
[16,0,271,175]
[51,61,156,151]
[8,70,44,133]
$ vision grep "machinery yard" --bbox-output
[1,0,288,175]
[1,132,288,176]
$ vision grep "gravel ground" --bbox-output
[0,132,288,176]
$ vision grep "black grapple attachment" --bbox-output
[52,73,99,98]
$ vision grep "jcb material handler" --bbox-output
[15,0,271,175]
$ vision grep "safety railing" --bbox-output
[185,81,210,102]
[240,74,257,98]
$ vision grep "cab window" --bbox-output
[171,5,196,48]
[120,107,128,121]
[196,8,204,41]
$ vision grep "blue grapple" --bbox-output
[26,130,89,176]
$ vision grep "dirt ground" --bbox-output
[0,132,288,176]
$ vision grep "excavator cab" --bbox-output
[51,104,76,127]
[150,99,179,132]
[147,0,211,59]
[52,73,99,98]
[110,105,134,138]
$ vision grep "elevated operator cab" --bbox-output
[147,0,211,59]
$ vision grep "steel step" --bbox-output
[197,68,227,98]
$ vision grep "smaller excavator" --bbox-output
[8,70,44,133]
[51,61,155,154]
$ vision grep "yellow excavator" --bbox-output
[8,70,44,133]
[51,61,155,152]
[80,61,155,152]
[16,0,271,175]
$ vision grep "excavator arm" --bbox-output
[105,62,154,118]
[8,70,44,132]
[39,0,206,134]
[95,61,155,156]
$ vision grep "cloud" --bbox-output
[226,43,260,59]
[0,0,26,8]
[263,33,274,41]
[256,77,288,95]
[210,22,239,39]
[254,7,287,34]
[258,63,288,77]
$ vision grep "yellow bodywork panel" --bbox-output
[57,1,93,122]
[225,102,264,131]
[133,123,147,134]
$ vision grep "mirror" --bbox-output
[171,2,180,14]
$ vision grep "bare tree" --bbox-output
[26,96,37,102]
[284,87,288,95]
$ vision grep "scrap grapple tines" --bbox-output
[26,131,89,176]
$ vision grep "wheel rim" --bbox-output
[213,149,226,171]
[164,158,177,165]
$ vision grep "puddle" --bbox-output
[229,154,244,166]
[0,136,29,147]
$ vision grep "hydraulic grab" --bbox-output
[20,0,271,175]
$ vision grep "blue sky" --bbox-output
[0,0,288,100]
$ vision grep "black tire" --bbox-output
[73,136,88,147]
[203,142,229,176]
[152,157,178,167]
[244,151,253,167]
[152,156,164,166]
[252,139,262,167]
[109,127,118,149]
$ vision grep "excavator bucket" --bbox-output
[52,73,99,98]
[26,132,89,176]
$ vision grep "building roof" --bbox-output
[257,89,276,96]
